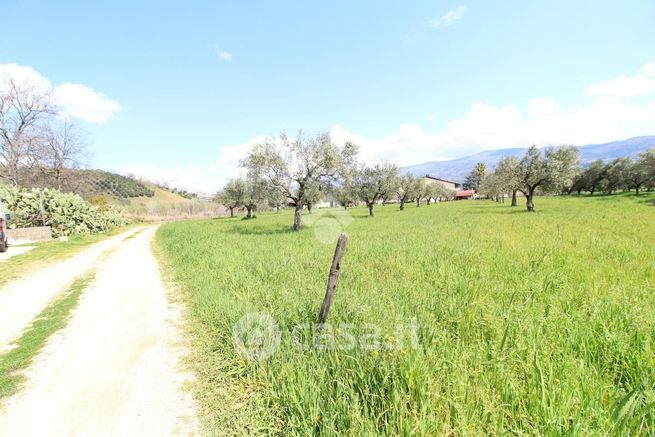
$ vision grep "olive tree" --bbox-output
[626,149,655,195]
[413,178,427,207]
[572,159,605,195]
[490,156,521,206]
[354,162,399,216]
[436,183,455,202]
[600,157,631,193]
[478,171,506,202]
[333,181,357,209]
[397,173,417,211]
[216,178,246,217]
[515,145,579,211]
[242,132,358,231]
[242,176,269,218]
[304,180,322,214]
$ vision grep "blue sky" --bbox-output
[2,0,654,191]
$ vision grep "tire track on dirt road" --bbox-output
[0,226,198,436]
[0,227,144,350]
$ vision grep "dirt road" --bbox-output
[0,227,143,349]
[0,226,198,436]
[0,245,35,261]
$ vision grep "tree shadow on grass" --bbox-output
[229,224,294,236]
[461,204,528,214]
[211,215,242,221]
[574,192,655,204]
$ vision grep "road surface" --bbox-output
[0,245,35,261]
[0,226,198,436]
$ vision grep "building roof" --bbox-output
[424,175,460,185]
[455,190,476,197]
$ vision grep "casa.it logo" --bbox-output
[304,208,354,244]
[232,312,281,362]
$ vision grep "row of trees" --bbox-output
[218,131,653,225]
[216,132,455,230]
[568,151,655,196]
[476,146,655,210]
[477,145,580,211]
[0,75,87,188]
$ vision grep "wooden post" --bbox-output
[317,233,348,325]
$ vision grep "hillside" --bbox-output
[21,168,224,220]
[403,135,655,182]
[115,183,225,220]
[21,168,155,199]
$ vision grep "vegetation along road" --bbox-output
[0,226,197,435]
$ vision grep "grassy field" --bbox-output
[156,193,655,436]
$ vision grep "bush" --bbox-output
[0,185,130,237]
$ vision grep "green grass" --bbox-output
[0,225,136,287]
[156,193,655,436]
[0,273,94,399]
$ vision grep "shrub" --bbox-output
[0,184,130,237]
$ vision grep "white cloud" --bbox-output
[585,62,655,98]
[120,164,226,194]
[125,61,655,191]
[54,83,122,123]
[120,135,264,193]
[0,64,51,90]
[0,63,121,123]
[425,113,439,120]
[528,97,559,116]
[215,48,233,62]
[430,6,466,27]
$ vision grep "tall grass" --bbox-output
[156,193,655,436]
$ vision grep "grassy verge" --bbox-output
[156,193,655,436]
[0,273,95,399]
[0,225,137,288]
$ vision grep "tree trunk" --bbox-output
[229,207,234,217]
[400,200,405,211]
[307,202,313,214]
[293,203,303,231]
[526,190,535,212]
[246,206,253,218]
[416,198,420,207]
[55,168,62,190]
[368,203,375,217]
[636,186,641,196]
[426,198,432,205]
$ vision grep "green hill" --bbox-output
[21,168,225,220]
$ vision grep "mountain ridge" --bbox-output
[402,136,655,183]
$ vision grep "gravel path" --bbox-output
[0,227,143,350]
[0,226,198,436]
[0,245,35,261]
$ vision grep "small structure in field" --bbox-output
[454,189,476,200]
[423,175,461,191]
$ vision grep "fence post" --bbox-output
[317,233,348,325]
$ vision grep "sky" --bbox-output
[2,0,654,192]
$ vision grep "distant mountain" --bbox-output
[402,136,655,183]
